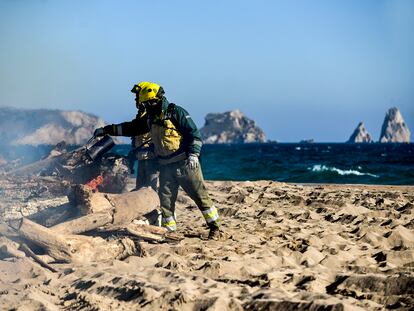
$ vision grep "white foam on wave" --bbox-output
[309,165,379,178]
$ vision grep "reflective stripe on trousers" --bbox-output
[161,215,177,231]
[201,205,219,223]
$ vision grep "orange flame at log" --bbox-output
[85,175,104,192]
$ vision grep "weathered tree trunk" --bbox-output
[0,236,25,258]
[98,223,182,243]
[0,220,19,238]
[126,223,182,242]
[55,187,160,234]
[108,189,159,225]
[17,218,137,263]
[51,212,113,235]
[68,184,113,214]
[19,243,58,272]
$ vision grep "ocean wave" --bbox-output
[309,165,379,178]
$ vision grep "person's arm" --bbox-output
[95,117,149,137]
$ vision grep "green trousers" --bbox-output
[136,158,159,192]
[159,160,220,231]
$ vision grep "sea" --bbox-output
[2,143,413,185]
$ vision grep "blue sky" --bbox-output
[0,0,413,142]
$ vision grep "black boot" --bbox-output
[208,224,223,240]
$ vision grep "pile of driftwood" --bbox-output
[6,136,130,193]
[0,137,180,272]
[0,186,180,272]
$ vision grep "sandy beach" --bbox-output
[1,179,413,310]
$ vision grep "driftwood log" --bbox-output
[0,236,25,258]
[15,218,137,264]
[19,243,58,272]
[55,186,160,234]
[51,212,113,235]
[0,234,57,272]
[103,223,183,243]
[3,186,165,264]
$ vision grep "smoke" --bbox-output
[0,145,50,168]
[0,107,106,147]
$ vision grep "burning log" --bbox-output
[68,184,113,214]
[14,218,138,264]
[53,186,160,234]
[6,136,130,194]
[85,174,104,191]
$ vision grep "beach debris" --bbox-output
[0,186,167,266]
[0,136,166,268]
[0,236,25,259]
[6,136,130,193]
[51,211,114,235]
[55,186,160,234]
[11,218,138,264]
[42,141,68,159]
[18,243,58,273]
[125,223,182,242]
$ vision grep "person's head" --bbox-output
[130,81,165,110]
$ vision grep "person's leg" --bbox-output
[136,159,159,191]
[177,163,220,230]
[158,164,179,231]
[145,158,159,192]
[135,160,146,190]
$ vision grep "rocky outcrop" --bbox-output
[200,110,266,144]
[0,107,108,145]
[347,122,373,143]
[379,107,411,143]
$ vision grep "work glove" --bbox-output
[93,127,105,137]
[186,154,199,170]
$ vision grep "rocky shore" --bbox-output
[1,176,413,310]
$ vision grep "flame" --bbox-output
[85,175,104,192]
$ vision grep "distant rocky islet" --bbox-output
[379,107,411,143]
[347,122,373,143]
[347,107,411,143]
[199,109,266,144]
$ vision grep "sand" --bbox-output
[1,180,413,310]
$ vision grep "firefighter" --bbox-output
[94,82,221,239]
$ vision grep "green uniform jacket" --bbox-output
[103,98,203,163]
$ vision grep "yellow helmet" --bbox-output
[130,81,165,104]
